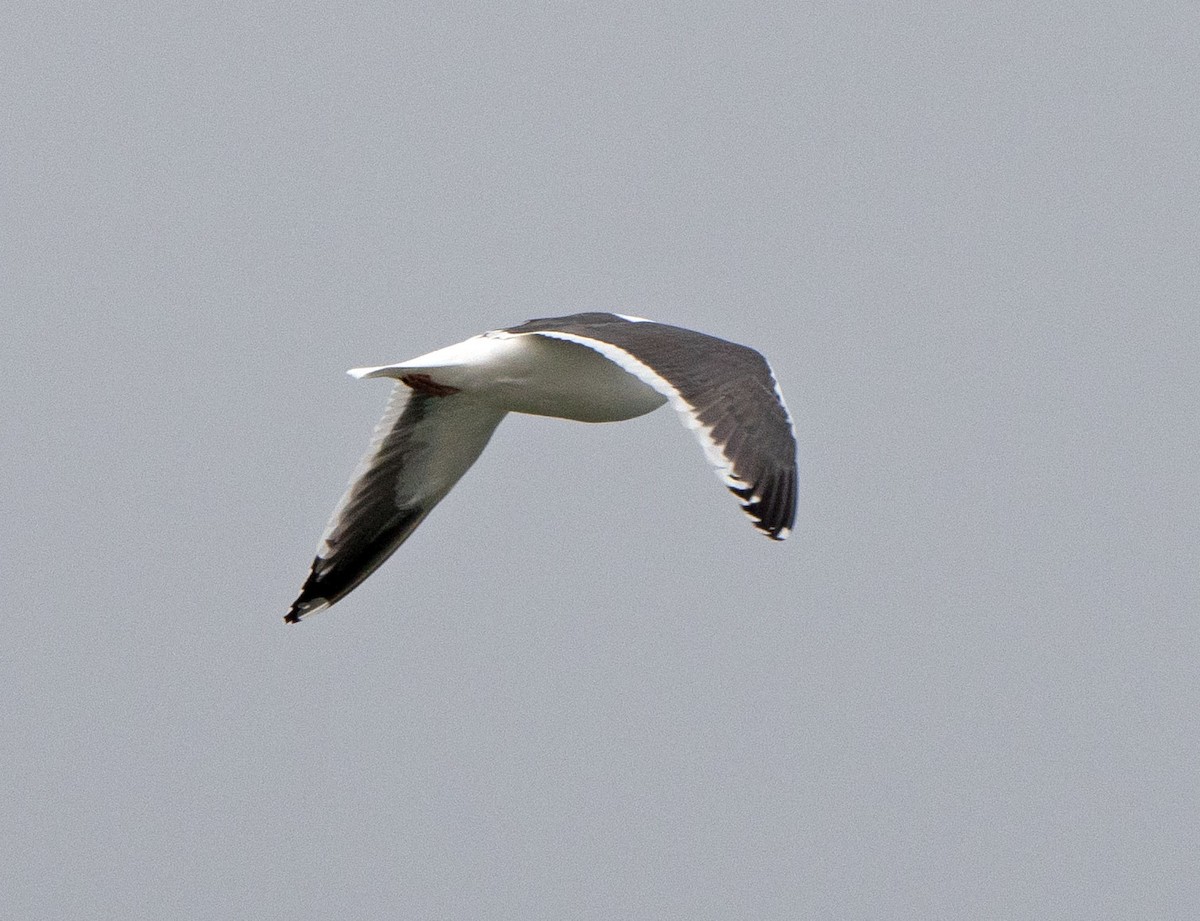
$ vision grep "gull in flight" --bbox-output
[286,312,797,622]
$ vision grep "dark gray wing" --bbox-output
[287,385,506,622]
[504,313,797,539]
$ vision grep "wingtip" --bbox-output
[284,597,330,624]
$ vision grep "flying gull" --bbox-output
[286,312,796,622]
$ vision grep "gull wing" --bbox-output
[505,313,797,539]
[287,385,505,621]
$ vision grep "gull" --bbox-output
[286,312,797,622]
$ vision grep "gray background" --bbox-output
[3,2,1197,918]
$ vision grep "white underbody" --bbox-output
[350,332,668,423]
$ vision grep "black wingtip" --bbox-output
[727,473,796,540]
[285,578,330,624]
[284,591,330,623]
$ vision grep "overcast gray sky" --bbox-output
[3,2,1197,918]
